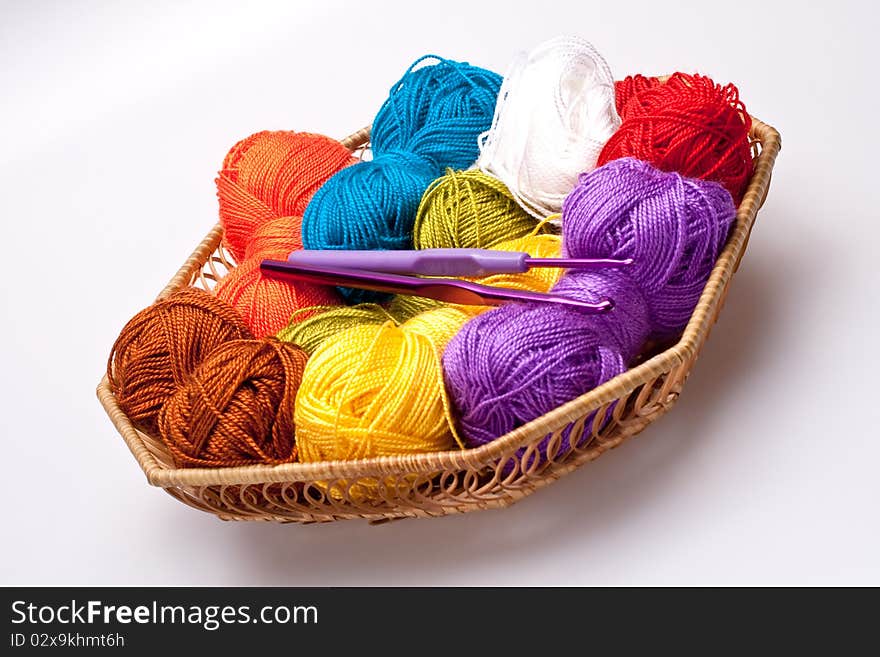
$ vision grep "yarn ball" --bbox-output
[277,304,400,355]
[302,56,501,302]
[413,169,539,250]
[303,153,439,296]
[445,159,737,454]
[107,287,252,433]
[550,269,650,362]
[477,35,620,219]
[217,130,354,262]
[385,294,446,319]
[215,255,340,338]
[443,300,627,457]
[244,215,303,261]
[158,338,307,467]
[562,158,736,339]
[597,73,753,204]
[294,307,472,462]
[371,56,503,169]
[614,74,660,118]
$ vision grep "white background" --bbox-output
[1,0,877,586]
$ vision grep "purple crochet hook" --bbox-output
[260,260,614,313]
[287,248,631,277]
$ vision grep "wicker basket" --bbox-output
[97,115,780,524]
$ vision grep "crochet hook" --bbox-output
[286,248,631,278]
[260,259,614,313]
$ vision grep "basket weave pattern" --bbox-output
[97,120,780,524]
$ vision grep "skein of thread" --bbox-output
[597,73,754,204]
[614,74,660,118]
[217,130,355,262]
[413,169,540,249]
[477,36,620,220]
[562,157,736,339]
[444,158,736,457]
[243,215,303,260]
[158,338,308,467]
[302,56,502,303]
[294,307,472,462]
[277,304,402,355]
[214,255,340,339]
[442,297,630,458]
[445,267,651,458]
[107,288,252,432]
[385,294,446,319]
[216,214,342,338]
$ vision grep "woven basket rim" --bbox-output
[97,115,781,489]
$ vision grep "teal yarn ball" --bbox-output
[302,55,502,303]
[302,152,437,304]
[371,56,503,170]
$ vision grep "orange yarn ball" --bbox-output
[215,255,340,338]
[244,215,303,260]
[107,287,252,432]
[216,130,355,262]
[158,338,308,468]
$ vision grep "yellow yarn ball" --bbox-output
[413,169,543,249]
[294,307,471,462]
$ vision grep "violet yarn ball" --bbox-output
[550,269,650,362]
[445,160,737,457]
[442,300,627,459]
[561,157,736,339]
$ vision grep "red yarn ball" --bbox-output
[215,255,340,338]
[216,131,355,262]
[614,74,660,118]
[599,73,753,204]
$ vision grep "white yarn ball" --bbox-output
[477,36,621,220]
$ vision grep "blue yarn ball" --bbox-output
[302,152,437,303]
[372,56,503,169]
[302,56,502,302]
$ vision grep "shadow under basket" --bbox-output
[97,117,781,524]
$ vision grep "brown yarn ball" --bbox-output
[107,288,252,433]
[157,338,308,468]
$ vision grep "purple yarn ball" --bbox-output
[550,269,650,362]
[443,300,627,460]
[561,158,736,339]
[444,159,738,457]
